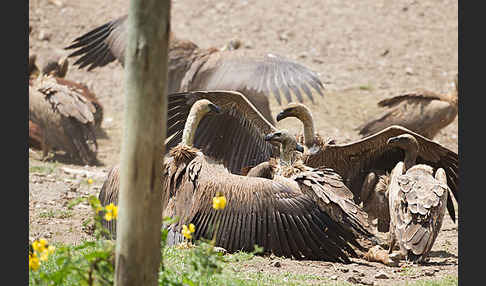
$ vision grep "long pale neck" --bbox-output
[296,109,315,147]
[181,109,204,147]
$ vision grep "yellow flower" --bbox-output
[95,206,103,214]
[212,195,227,210]
[188,223,195,233]
[32,238,48,253]
[47,245,56,254]
[87,178,93,184]
[39,250,49,262]
[104,203,118,221]
[182,223,195,240]
[29,253,40,271]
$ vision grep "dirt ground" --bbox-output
[29,0,458,285]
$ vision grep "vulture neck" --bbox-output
[294,108,316,148]
[400,141,419,171]
[181,104,206,147]
[280,145,301,166]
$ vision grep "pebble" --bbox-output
[405,67,414,75]
[347,276,360,284]
[374,272,389,279]
[330,275,338,280]
[38,30,51,41]
[424,270,435,276]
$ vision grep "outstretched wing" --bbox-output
[185,49,325,105]
[377,90,443,108]
[306,125,458,222]
[293,168,374,239]
[166,90,279,174]
[167,156,365,262]
[65,15,127,70]
[357,90,449,137]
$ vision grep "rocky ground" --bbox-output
[29,0,458,285]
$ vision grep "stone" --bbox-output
[374,272,389,279]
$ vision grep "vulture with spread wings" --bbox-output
[65,15,325,124]
[275,104,458,224]
[99,96,374,263]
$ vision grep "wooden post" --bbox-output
[115,0,170,285]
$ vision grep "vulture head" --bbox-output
[181,99,222,147]
[387,133,420,171]
[276,102,313,124]
[276,102,318,150]
[265,129,304,164]
[42,56,69,78]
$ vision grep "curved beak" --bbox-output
[264,132,276,142]
[386,136,399,145]
[296,143,304,153]
[276,108,292,122]
[209,103,222,114]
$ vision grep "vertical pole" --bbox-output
[115,0,170,285]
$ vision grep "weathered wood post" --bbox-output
[115,0,170,285]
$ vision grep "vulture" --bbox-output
[366,134,449,265]
[65,14,325,124]
[260,130,376,241]
[99,95,375,262]
[28,55,104,152]
[275,103,458,224]
[356,75,458,139]
[29,66,99,165]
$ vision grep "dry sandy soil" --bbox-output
[29,0,458,285]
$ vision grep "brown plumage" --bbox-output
[360,171,391,233]
[275,103,458,223]
[263,130,376,241]
[99,97,371,262]
[166,90,281,175]
[29,75,98,165]
[357,75,458,139]
[65,15,325,124]
[41,56,104,129]
[386,134,449,263]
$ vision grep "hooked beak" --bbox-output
[276,109,292,122]
[264,132,276,142]
[296,143,304,152]
[386,136,399,145]
[209,103,222,114]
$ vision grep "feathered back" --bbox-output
[388,163,449,261]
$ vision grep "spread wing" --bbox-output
[357,90,450,137]
[185,49,325,105]
[166,90,279,174]
[305,125,458,222]
[377,90,443,108]
[167,156,365,262]
[292,168,375,239]
[65,15,127,70]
